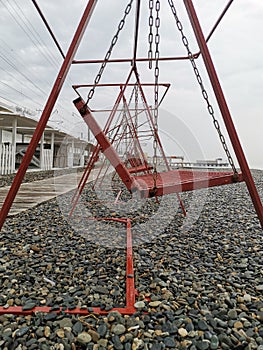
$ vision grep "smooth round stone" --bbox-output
[256,285,263,292]
[72,321,83,335]
[186,322,195,332]
[178,328,188,337]
[243,294,251,303]
[197,320,208,331]
[134,301,145,309]
[97,323,108,337]
[234,321,243,329]
[124,343,131,350]
[245,328,255,337]
[98,339,108,348]
[15,326,29,337]
[22,303,36,311]
[58,318,73,328]
[88,329,99,342]
[196,339,210,350]
[2,329,11,341]
[77,332,92,344]
[56,328,65,338]
[112,324,126,335]
[210,335,219,349]
[112,334,123,350]
[204,331,213,340]
[215,318,228,328]
[164,337,176,348]
[149,301,162,307]
[44,326,51,338]
[92,286,109,294]
[227,309,238,319]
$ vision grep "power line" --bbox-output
[0,39,57,95]
[0,0,87,124]
[0,80,43,107]
[1,0,59,68]
[0,51,49,98]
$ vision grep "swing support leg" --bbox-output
[183,0,263,230]
[74,97,137,193]
[0,0,98,230]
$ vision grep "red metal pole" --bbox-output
[70,85,128,214]
[0,217,137,316]
[122,94,151,174]
[0,0,98,230]
[74,98,137,192]
[126,219,137,311]
[72,55,192,64]
[183,0,263,230]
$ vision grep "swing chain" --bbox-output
[148,0,154,69]
[153,0,161,185]
[85,0,134,106]
[134,83,139,156]
[168,0,238,174]
[135,83,138,131]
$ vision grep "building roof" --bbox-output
[0,101,88,146]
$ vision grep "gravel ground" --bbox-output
[0,169,262,350]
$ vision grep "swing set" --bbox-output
[0,0,262,317]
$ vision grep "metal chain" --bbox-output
[134,83,139,157]
[123,86,136,157]
[85,0,134,106]
[153,0,161,184]
[128,84,136,106]
[167,0,237,174]
[135,83,138,132]
[148,0,154,69]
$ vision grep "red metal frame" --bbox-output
[0,0,262,319]
[2,1,254,229]
[70,80,169,216]
[0,218,138,315]
[183,0,263,229]
[0,0,98,229]
[134,170,244,197]
[70,85,129,214]
[74,97,136,190]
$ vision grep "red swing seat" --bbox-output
[127,157,153,174]
[133,169,244,197]
[74,98,244,199]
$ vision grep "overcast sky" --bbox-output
[0,0,262,169]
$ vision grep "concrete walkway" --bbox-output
[0,169,100,216]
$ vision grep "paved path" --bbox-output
[0,169,100,216]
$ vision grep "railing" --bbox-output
[42,149,53,170]
[0,143,15,175]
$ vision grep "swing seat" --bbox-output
[133,169,244,197]
[127,157,153,174]
[128,165,153,174]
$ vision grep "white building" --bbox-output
[0,101,92,175]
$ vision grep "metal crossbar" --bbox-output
[0,218,138,316]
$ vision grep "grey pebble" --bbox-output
[15,326,29,337]
[112,323,126,335]
[0,169,263,350]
